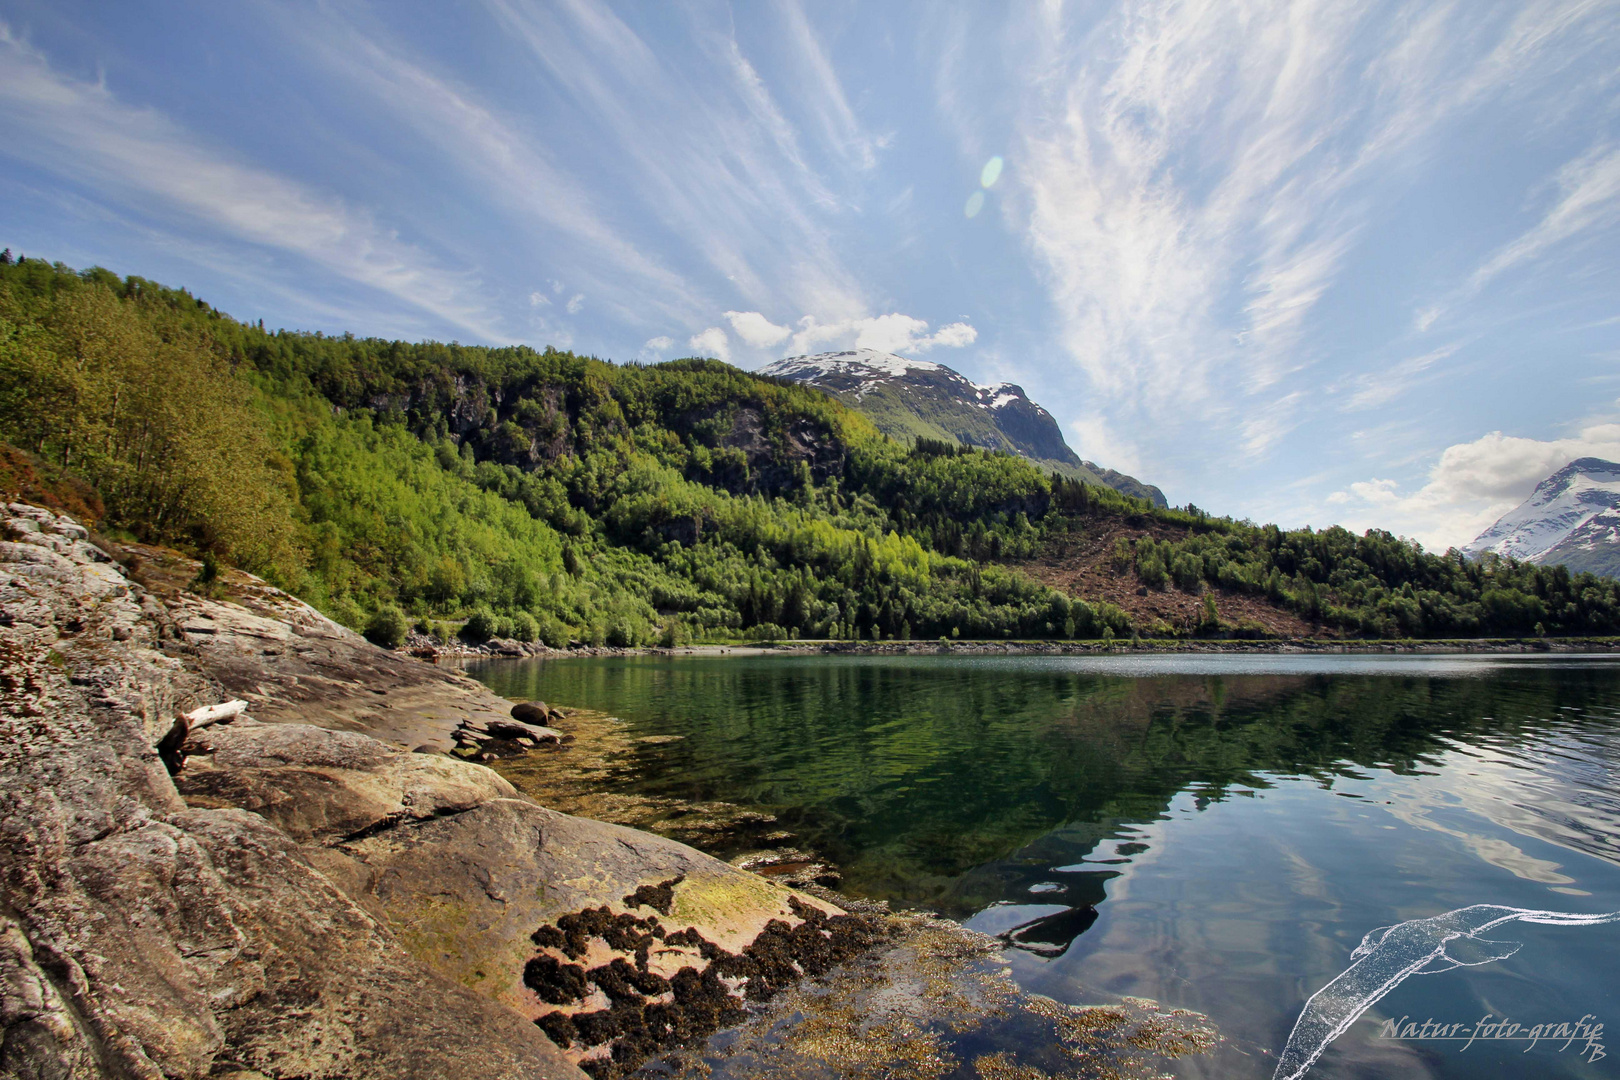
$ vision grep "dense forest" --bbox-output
[3,253,1617,645]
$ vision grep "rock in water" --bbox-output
[512,701,551,725]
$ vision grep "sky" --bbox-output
[1,1,1616,551]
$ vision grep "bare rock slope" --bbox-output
[0,504,869,1079]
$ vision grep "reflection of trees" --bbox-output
[472,657,1619,911]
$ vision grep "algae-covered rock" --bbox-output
[328,798,844,1009]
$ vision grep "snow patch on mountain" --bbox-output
[760,349,1035,412]
[761,349,942,396]
[1463,458,1620,563]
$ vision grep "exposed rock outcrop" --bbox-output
[0,505,872,1079]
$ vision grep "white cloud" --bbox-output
[1068,414,1143,478]
[787,313,978,356]
[0,23,504,340]
[566,293,585,314]
[854,313,932,353]
[529,290,551,306]
[1325,423,1620,550]
[930,321,978,348]
[688,326,730,361]
[637,334,674,362]
[724,310,792,347]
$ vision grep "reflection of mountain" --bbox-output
[473,656,1620,916]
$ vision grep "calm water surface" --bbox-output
[467,652,1620,1079]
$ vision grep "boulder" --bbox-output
[0,504,586,1079]
[0,503,896,1080]
[511,701,551,725]
[176,719,518,844]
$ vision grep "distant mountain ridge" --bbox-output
[1464,457,1620,578]
[760,349,1167,507]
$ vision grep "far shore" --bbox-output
[434,634,1620,663]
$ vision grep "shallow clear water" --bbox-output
[466,652,1620,1079]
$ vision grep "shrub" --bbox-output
[1138,553,1169,590]
[461,608,497,642]
[537,614,571,649]
[511,610,539,642]
[330,596,365,631]
[364,605,408,649]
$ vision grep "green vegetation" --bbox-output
[1054,475,1620,637]
[3,252,1617,644]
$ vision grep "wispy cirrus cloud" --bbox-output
[999,0,1618,476]
[0,22,504,340]
[1337,343,1464,412]
[1469,144,1620,292]
[482,0,875,322]
[268,11,703,332]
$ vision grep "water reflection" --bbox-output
[467,652,1620,1079]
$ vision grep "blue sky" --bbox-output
[1,1,1616,550]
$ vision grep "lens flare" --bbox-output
[964,190,985,218]
[980,155,1004,188]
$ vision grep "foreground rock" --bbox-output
[115,540,523,751]
[0,506,876,1079]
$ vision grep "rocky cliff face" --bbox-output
[0,503,871,1079]
[759,350,1169,507]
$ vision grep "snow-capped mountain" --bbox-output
[1463,458,1620,578]
[759,349,1166,507]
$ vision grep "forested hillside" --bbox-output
[3,253,1618,644]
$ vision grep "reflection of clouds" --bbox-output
[1380,721,1620,888]
[1383,787,1575,886]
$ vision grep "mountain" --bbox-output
[1463,458,1620,578]
[758,349,1167,507]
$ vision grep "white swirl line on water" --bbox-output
[1275,905,1620,1080]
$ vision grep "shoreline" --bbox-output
[435,634,1620,663]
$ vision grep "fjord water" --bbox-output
[467,653,1620,1079]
